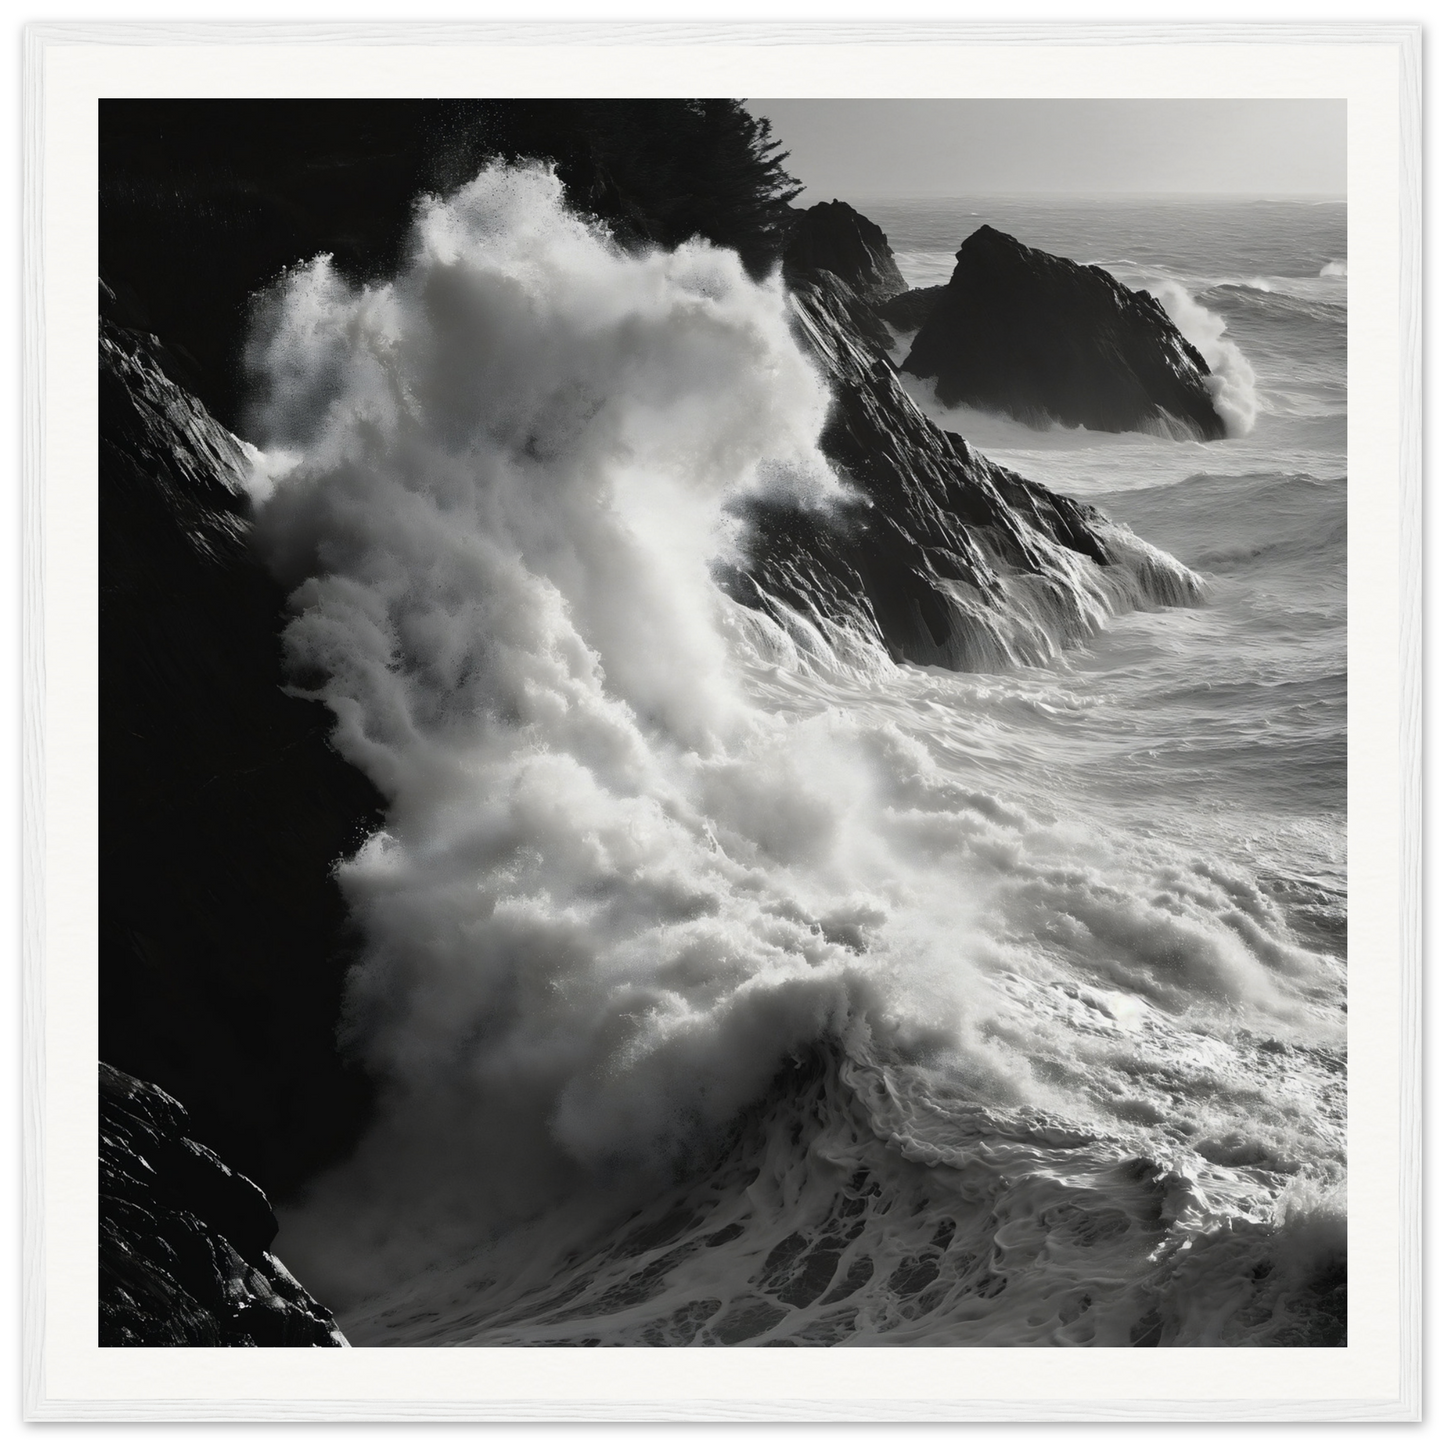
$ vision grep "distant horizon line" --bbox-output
[801,190,1348,204]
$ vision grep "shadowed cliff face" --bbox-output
[100,305,385,1198]
[101,99,801,429]
[877,284,947,333]
[899,225,1227,440]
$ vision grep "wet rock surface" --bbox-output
[718,267,1200,672]
[877,284,947,334]
[99,1064,348,1346]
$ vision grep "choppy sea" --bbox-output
[261,178,1348,1347]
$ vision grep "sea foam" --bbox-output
[242,164,1343,1329]
[1149,280,1259,437]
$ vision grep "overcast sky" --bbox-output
[746,100,1346,201]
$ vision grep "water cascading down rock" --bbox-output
[720,202,1204,672]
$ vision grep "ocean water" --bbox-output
[253,174,1347,1347]
[869,196,1347,918]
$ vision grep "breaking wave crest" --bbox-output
[241,163,1344,1344]
[1149,280,1259,437]
[349,1045,1345,1348]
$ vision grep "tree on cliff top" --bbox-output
[424,100,803,275]
[540,100,805,276]
[101,99,804,421]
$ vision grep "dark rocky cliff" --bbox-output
[721,268,1201,672]
[100,1064,347,1346]
[784,199,907,305]
[900,225,1227,439]
[100,299,383,1199]
[877,284,947,334]
[101,99,803,428]
[95,102,1205,1343]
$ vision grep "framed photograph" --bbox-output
[23,20,1421,1422]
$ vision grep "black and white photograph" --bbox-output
[92,90,1357,1354]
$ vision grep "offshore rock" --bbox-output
[100,1063,347,1346]
[877,284,946,334]
[100,296,383,1199]
[901,225,1227,439]
[784,199,908,306]
[719,267,1203,672]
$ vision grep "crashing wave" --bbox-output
[235,163,1342,1343]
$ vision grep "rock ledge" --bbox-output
[100,1063,348,1347]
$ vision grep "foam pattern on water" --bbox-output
[244,167,1346,1344]
[347,1044,1344,1348]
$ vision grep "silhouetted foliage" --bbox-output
[100,99,803,425]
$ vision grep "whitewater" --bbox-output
[247,169,1347,1347]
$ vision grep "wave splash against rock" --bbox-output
[891,223,1232,440]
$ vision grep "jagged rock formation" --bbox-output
[783,199,908,305]
[877,284,946,334]
[900,225,1227,439]
[101,295,383,1199]
[719,268,1201,671]
[95,103,1208,1347]
[100,1064,347,1346]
